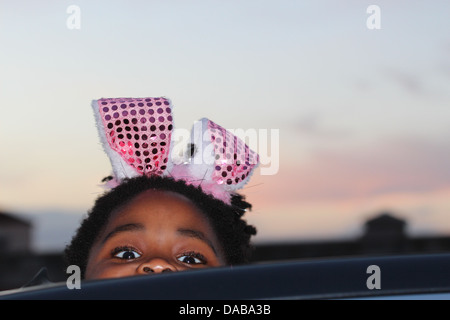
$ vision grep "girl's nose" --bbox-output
[138,258,176,274]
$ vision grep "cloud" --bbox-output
[293,112,350,140]
[383,64,450,99]
[384,68,426,95]
[248,134,450,205]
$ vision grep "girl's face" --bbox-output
[85,190,226,280]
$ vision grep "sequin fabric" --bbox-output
[97,97,173,176]
[207,120,259,187]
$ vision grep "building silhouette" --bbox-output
[250,212,450,262]
[360,212,408,254]
[0,211,66,291]
[0,212,31,254]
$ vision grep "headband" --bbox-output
[92,97,259,205]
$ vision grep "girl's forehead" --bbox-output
[132,189,194,205]
[110,189,210,226]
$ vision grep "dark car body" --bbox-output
[1,253,449,300]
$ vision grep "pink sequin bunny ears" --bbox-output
[92,97,259,205]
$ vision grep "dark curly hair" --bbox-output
[64,175,257,278]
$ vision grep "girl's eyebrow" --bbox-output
[177,228,218,255]
[100,224,218,255]
[101,223,145,244]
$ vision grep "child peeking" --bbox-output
[64,97,259,280]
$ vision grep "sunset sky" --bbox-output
[1,0,449,251]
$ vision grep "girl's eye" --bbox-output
[113,248,141,260]
[177,252,206,265]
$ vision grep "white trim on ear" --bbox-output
[183,118,215,181]
[91,99,138,181]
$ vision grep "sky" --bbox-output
[1,0,450,252]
